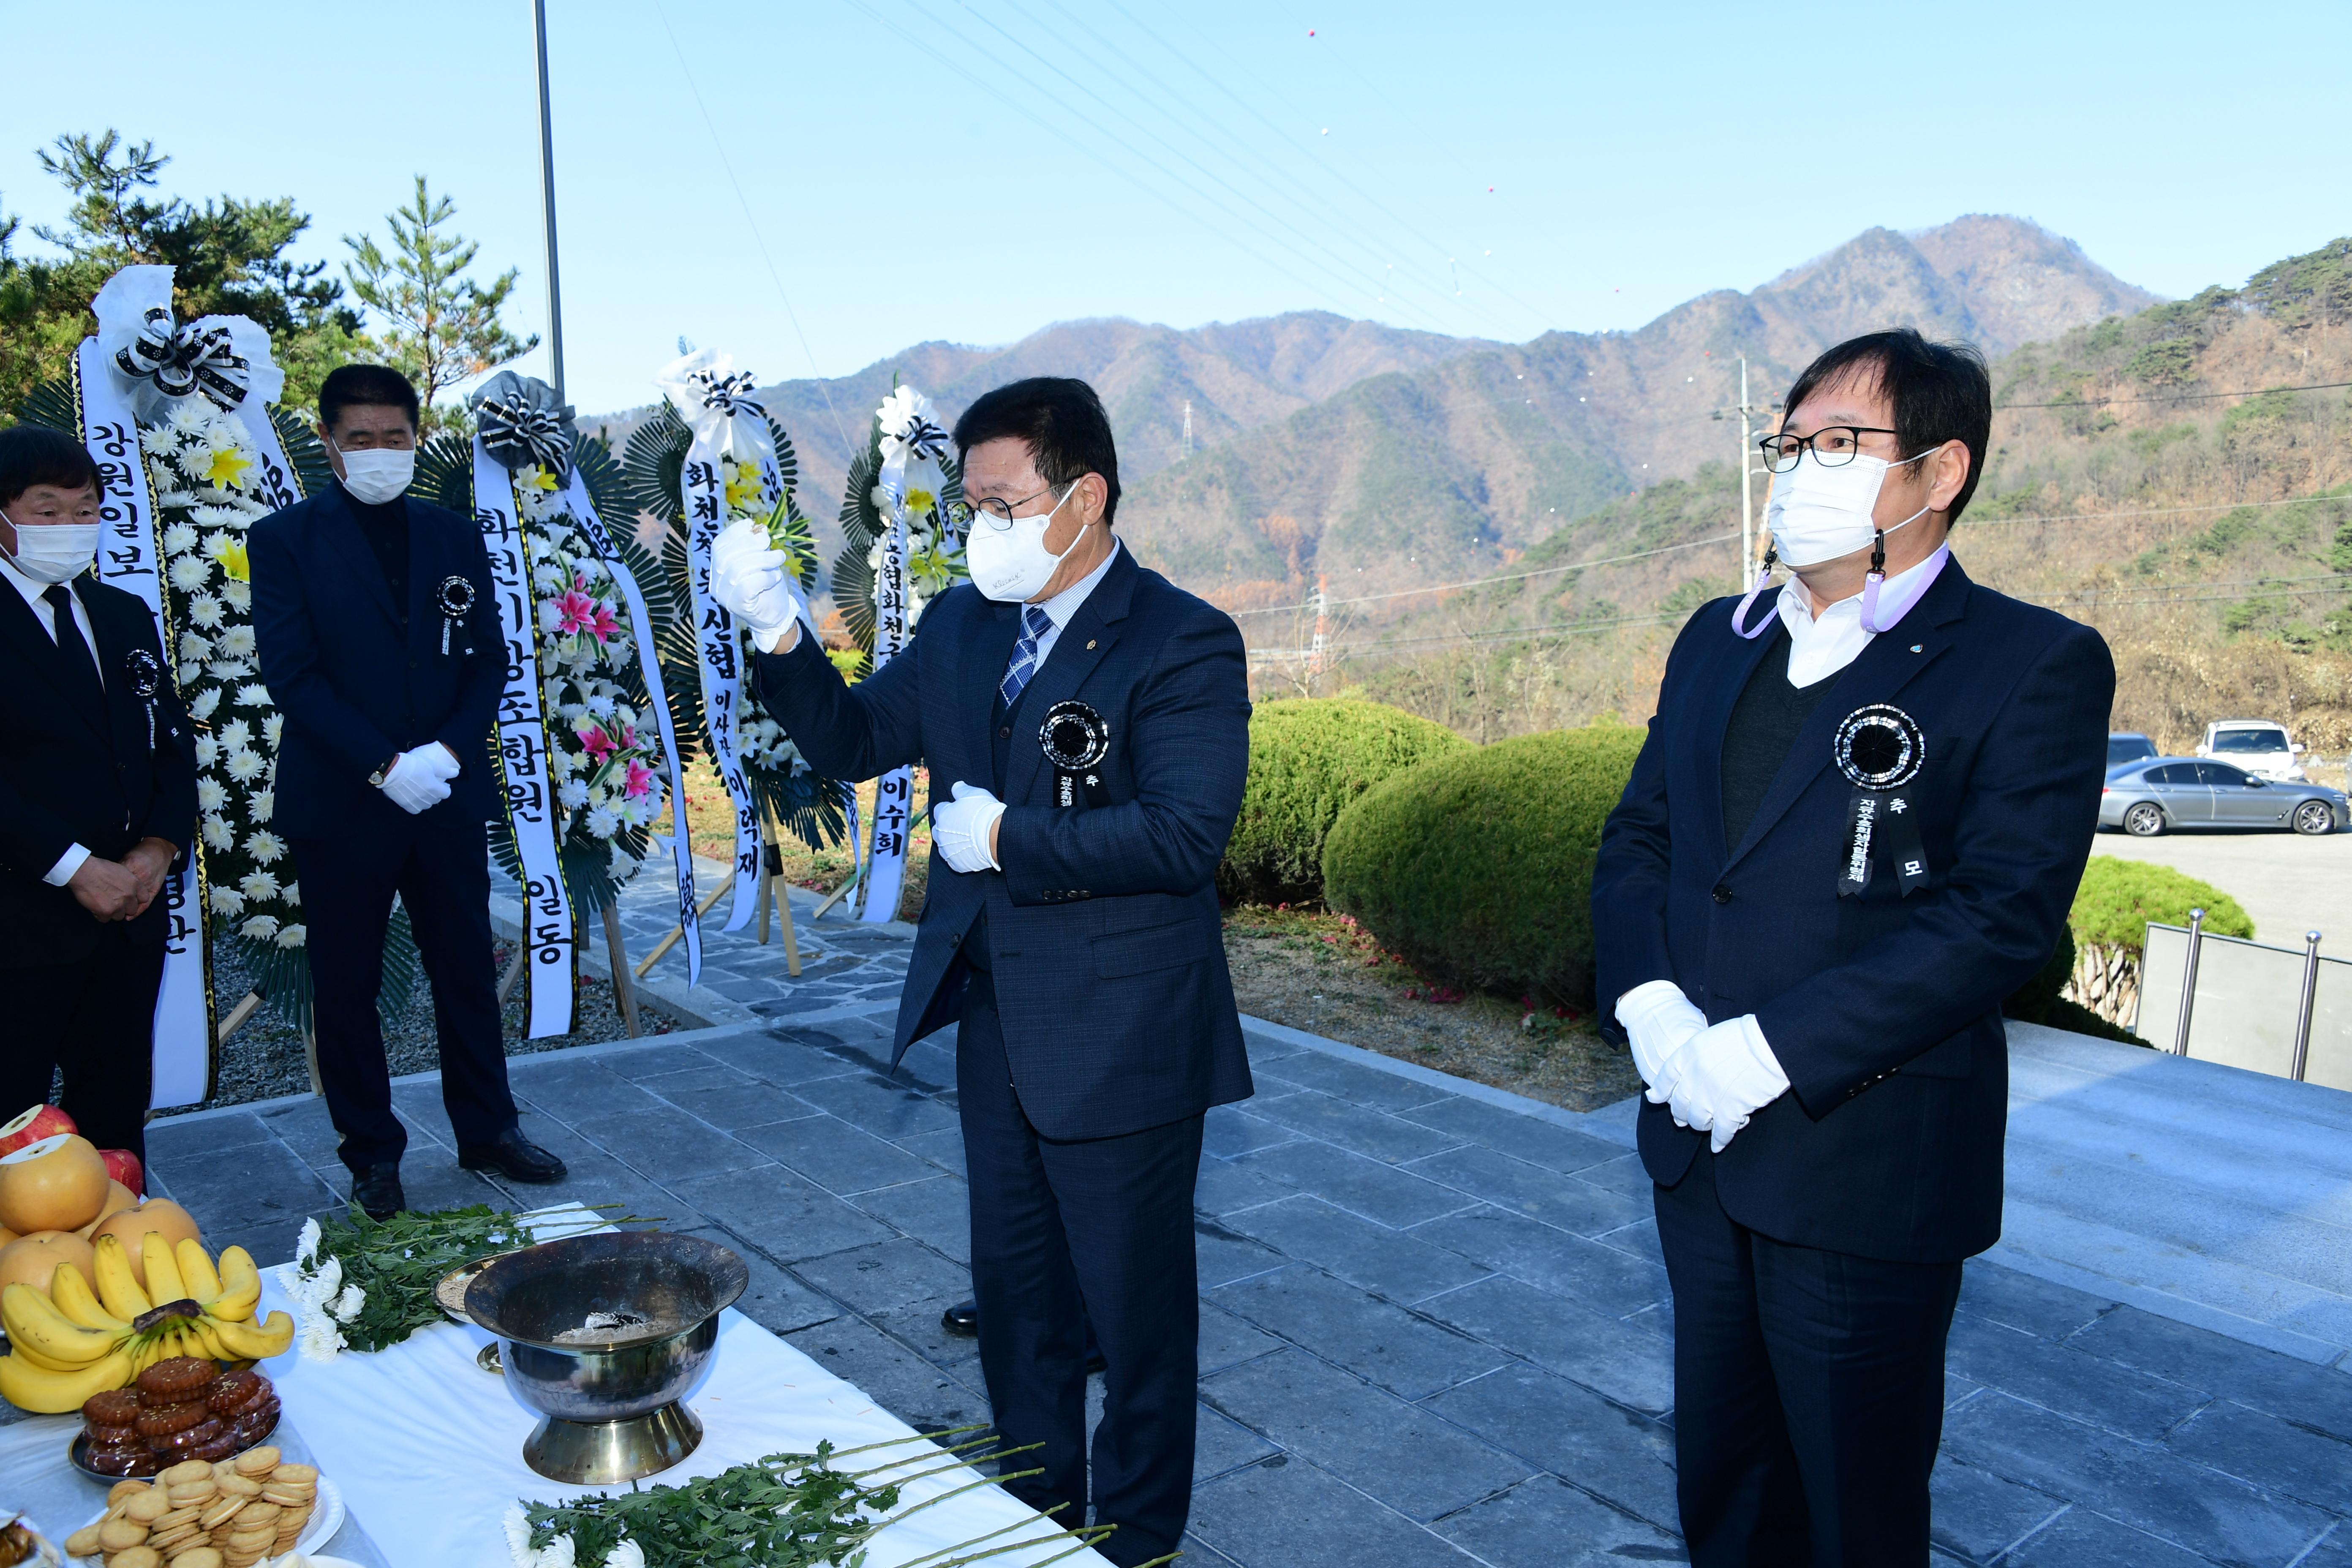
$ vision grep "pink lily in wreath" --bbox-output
[579,723,618,765]
[625,759,655,800]
[552,583,602,638]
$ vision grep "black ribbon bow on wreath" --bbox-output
[476,392,577,485]
[689,369,766,420]
[1833,704,1931,898]
[114,305,251,411]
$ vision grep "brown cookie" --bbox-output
[136,1357,215,1402]
[85,1389,144,1427]
[134,1401,212,1439]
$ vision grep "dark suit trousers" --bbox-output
[291,815,515,1171]
[2,924,162,1162]
[956,971,1202,1567]
[1656,1151,1962,1568]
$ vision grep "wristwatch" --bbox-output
[368,754,400,788]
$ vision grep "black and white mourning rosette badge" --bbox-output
[435,574,476,656]
[1833,703,1930,898]
[123,647,161,749]
[1039,700,1112,808]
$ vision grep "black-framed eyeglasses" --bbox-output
[1757,426,1898,473]
[945,481,1067,534]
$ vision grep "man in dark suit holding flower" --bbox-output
[250,363,565,1219]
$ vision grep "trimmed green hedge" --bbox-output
[1321,724,1646,1006]
[2070,856,2254,951]
[1217,699,1471,906]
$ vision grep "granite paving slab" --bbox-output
[106,916,2352,1568]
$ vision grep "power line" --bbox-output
[1996,380,2352,411]
[651,1,850,453]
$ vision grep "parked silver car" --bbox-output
[2100,756,2348,837]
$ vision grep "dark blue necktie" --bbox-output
[998,604,1054,709]
[43,584,104,718]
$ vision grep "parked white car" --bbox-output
[2197,719,2308,781]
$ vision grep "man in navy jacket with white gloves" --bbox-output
[709,378,1252,1565]
[1592,330,2112,1566]
[251,364,566,1220]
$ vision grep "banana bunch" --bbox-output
[0,1233,294,1412]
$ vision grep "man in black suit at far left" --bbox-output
[0,426,196,1165]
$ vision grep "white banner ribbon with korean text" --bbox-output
[75,264,302,1105]
[472,437,574,1037]
[860,387,949,923]
[655,348,777,933]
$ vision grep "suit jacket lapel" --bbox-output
[1720,560,1972,875]
[76,580,144,759]
[958,592,1022,785]
[0,577,111,746]
[1000,549,1138,805]
[315,484,403,632]
[1693,612,1788,868]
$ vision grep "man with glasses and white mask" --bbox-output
[708,376,1252,1565]
[1592,329,2112,1565]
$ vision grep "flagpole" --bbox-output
[532,0,565,402]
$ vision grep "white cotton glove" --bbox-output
[421,741,461,781]
[709,519,804,653]
[932,781,1006,874]
[1617,981,1711,1101]
[1665,1015,1793,1154]
[379,748,455,814]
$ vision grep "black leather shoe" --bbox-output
[351,1164,406,1220]
[458,1128,568,1183]
[941,1299,979,1337]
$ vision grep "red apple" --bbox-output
[0,1105,76,1160]
[98,1149,144,1199]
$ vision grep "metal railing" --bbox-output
[2142,917,2344,1088]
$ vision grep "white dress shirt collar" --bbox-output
[1024,536,1122,672]
[1773,549,1948,688]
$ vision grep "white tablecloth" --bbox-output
[250,1266,1103,1568]
[5,1259,1101,1568]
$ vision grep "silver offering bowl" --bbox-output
[463,1230,749,1484]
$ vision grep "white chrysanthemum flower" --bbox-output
[280,879,299,906]
[297,1217,322,1266]
[219,718,253,748]
[558,779,590,809]
[194,778,228,812]
[239,870,281,901]
[207,660,249,681]
[189,593,226,628]
[169,556,213,593]
[276,923,306,948]
[297,1315,346,1362]
[201,419,242,455]
[201,815,233,852]
[251,789,274,823]
[162,522,199,555]
[225,749,266,783]
[262,713,282,746]
[504,1507,536,1568]
[179,632,213,665]
[603,1540,645,1568]
[585,805,620,838]
[531,562,565,592]
[583,693,615,718]
[217,625,256,658]
[222,581,250,611]
[201,530,231,562]
[330,1282,365,1322]
[537,1534,575,1568]
[207,886,246,917]
[177,662,200,684]
[238,682,273,708]
[244,833,285,870]
[240,914,280,941]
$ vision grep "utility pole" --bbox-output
[1181,399,1194,458]
[1307,574,1328,693]
[532,0,566,402]
[1736,357,1756,576]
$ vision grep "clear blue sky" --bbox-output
[5,0,2344,417]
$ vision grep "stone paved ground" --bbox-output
[107,994,2352,1568]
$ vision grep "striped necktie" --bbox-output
[998,604,1054,709]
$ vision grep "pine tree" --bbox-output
[342,177,538,436]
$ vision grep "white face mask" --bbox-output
[1763,447,1932,567]
[334,441,416,505]
[964,483,1089,603]
[0,514,99,585]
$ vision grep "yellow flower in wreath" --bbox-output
[724,466,765,514]
[205,446,255,489]
[523,464,560,493]
[218,540,251,582]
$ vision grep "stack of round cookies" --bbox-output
[61,1447,320,1568]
